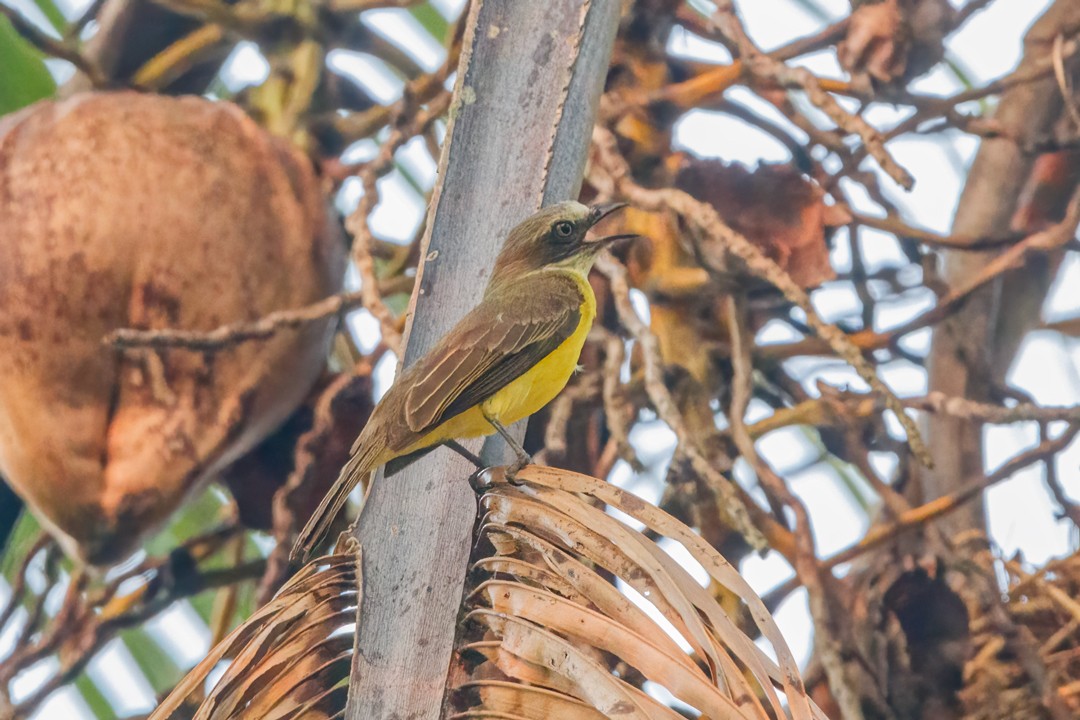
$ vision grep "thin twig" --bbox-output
[1037,420,1080,530]
[600,331,642,471]
[598,253,768,551]
[341,46,457,355]
[758,189,1080,358]
[343,94,453,355]
[725,295,867,720]
[955,0,995,27]
[64,0,106,40]
[1052,32,1080,129]
[0,3,107,86]
[590,124,933,468]
[835,424,1077,566]
[106,290,364,350]
[850,210,1024,250]
[707,0,913,188]
[763,425,1080,610]
[749,391,1080,439]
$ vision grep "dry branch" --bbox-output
[0,3,108,86]
[107,290,364,350]
[598,254,766,549]
[920,0,1080,536]
[589,125,932,467]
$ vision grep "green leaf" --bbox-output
[410,2,450,45]
[1,509,41,579]
[189,589,216,623]
[119,627,183,693]
[385,291,411,315]
[73,674,119,720]
[944,52,991,115]
[142,486,230,558]
[0,17,56,115]
[393,158,428,199]
[31,0,66,34]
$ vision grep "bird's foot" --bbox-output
[467,465,498,493]
[482,412,533,485]
[445,440,484,470]
[505,453,533,485]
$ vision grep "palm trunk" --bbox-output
[916,0,1080,537]
[343,2,621,718]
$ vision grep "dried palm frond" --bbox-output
[149,549,360,720]
[961,550,1080,719]
[150,465,823,719]
[454,465,826,720]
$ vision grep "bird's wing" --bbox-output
[402,272,584,434]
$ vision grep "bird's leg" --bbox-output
[444,440,484,469]
[481,410,532,482]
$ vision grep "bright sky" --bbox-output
[2,0,1077,717]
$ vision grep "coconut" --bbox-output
[0,92,345,564]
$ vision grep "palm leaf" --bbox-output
[149,550,360,720]
[151,467,824,719]
[459,466,823,719]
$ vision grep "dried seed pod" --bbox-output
[0,92,345,564]
[839,0,954,89]
[603,159,847,384]
[675,160,849,289]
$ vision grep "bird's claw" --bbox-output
[505,455,532,485]
[468,465,498,493]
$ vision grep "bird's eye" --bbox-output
[553,221,575,240]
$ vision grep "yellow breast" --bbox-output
[481,277,595,424]
[412,271,596,449]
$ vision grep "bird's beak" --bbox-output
[587,201,628,227]
[585,202,637,246]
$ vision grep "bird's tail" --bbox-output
[291,449,376,562]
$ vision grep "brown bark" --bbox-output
[916,0,1080,536]
[343,2,622,718]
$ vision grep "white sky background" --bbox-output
[2,0,1078,717]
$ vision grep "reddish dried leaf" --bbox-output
[839,0,910,85]
[675,159,844,289]
[839,0,954,87]
[1010,149,1080,233]
[222,369,373,532]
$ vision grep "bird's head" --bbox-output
[489,201,634,284]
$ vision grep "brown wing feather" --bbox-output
[402,272,584,433]
[293,273,584,561]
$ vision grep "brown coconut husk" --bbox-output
[0,92,345,564]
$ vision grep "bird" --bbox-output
[292,201,633,560]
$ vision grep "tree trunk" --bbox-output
[344,2,620,718]
[916,0,1080,537]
